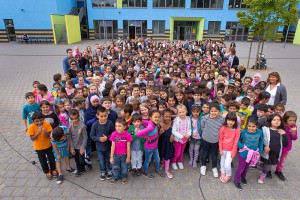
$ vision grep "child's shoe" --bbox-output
[266,171,272,179]
[165,171,173,179]
[51,169,58,177]
[100,172,106,181]
[110,179,116,184]
[155,169,165,177]
[177,163,184,170]
[192,161,197,170]
[234,181,243,191]
[220,173,226,182]
[106,171,113,180]
[56,175,63,185]
[46,172,52,180]
[258,174,265,184]
[241,178,247,185]
[121,178,128,184]
[171,163,178,170]
[143,171,155,179]
[137,168,142,176]
[66,167,75,173]
[212,168,218,178]
[275,171,286,181]
[200,166,206,176]
[132,169,137,178]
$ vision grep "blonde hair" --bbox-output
[176,104,187,113]
[140,103,150,110]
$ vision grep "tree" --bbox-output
[237,0,299,69]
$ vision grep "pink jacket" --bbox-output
[239,145,260,166]
[283,125,298,153]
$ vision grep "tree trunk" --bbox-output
[247,41,253,69]
[255,36,262,70]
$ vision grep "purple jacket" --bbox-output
[136,120,158,150]
[283,125,298,153]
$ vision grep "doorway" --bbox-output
[94,20,117,39]
[174,21,198,40]
[129,26,135,39]
[4,19,16,41]
[178,26,192,40]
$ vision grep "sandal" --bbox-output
[165,171,173,179]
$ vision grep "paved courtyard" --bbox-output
[0,41,299,200]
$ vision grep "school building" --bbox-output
[1,0,300,44]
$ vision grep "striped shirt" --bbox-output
[201,115,225,143]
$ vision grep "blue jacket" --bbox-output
[189,115,202,138]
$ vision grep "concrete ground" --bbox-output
[0,41,299,200]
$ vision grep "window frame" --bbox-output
[190,0,223,9]
[228,0,248,9]
[122,0,147,7]
[91,0,117,8]
[153,0,185,8]
[207,21,221,35]
[152,20,165,35]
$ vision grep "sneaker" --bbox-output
[74,171,81,177]
[51,169,58,177]
[200,166,206,176]
[258,174,265,184]
[165,171,173,179]
[72,169,78,174]
[212,168,218,178]
[34,150,37,154]
[100,173,106,181]
[110,179,116,184]
[177,163,184,170]
[155,170,165,177]
[121,178,128,184]
[266,171,272,179]
[143,172,155,179]
[56,175,63,185]
[85,157,92,165]
[241,178,247,185]
[234,181,243,191]
[137,168,142,176]
[66,167,75,173]
[171,163,178,170]
[106,172,113,180]
[132,169,137,178]
[275,171,286,181]
[46,172,52,180]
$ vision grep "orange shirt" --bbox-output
[27,121,52,150]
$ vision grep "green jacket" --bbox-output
[127,125,146,151]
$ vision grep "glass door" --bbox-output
[136,26,142,37]
[185,27,192,40]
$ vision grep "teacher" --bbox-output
[265,72,287,105]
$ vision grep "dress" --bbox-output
[158,126,174,160]
[264,129,281,165]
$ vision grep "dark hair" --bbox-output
[53,73,62,82]
[32,81,40,86]
[97,106,107,115]
[266,114,284,129]
[116,118,127,126]
[69,109,79,117]
[246,117,258,127]
[257,104,268,112]
[122,104,133,115]
[73,96,85,106]
[58,87,67,94]
[274,102,285,111]
[66,48,72,53]
[161,107,172,115]
[241,97,250,107]
[101,96,112,103]
[268,105,275,111]
[32,112,44,121]
[25,92,35,99]
[283,111,297,125]
[149,110,160,117]
[267,72,281,84]
[51,126,65,141]
[37,84,48,92]
[55,102,64,114]
[209,102,220,111]
[258,91,270,100]
[132,113,143,122]
[224,112,238,129]
[40,100,50,108]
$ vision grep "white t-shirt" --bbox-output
[265,83,279,106]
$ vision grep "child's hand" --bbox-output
[71,149,76,155]
[57,153,62,160]
[80,149,85,155]
[42,128,46,133]
[110,157,114,164]
[291,127,297,135]
[264,147,270,152]
[184,134,190,139]
[100,135,107,142]
[135,128,140,133]
[278,129,286,135]
[220,150,223,156]
[126,157,130,163]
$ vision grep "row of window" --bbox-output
[91,0,248,8]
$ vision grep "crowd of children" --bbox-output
[23,38,297,190]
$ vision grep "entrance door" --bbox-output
[179,27,185,40]
[129,26,135,39]
[185,27,191,40]
[98,21,114,39]
[136,26,142,37]
[106,26,112,39]
[4,19,16,41]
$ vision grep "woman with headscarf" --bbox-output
[251,73,262,87]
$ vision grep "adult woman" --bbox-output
[265,72,287,105]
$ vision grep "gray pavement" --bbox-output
[0,41,300,200]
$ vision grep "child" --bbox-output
[274,103,285,116]
[110,118,133,184]
[101,96,118,124]
[200,103,224,177]
[238,97,252,130]
[234,118,263,190]
[51,126,75,184]
[27,112,56,180]
[55,102,69,127]
[22,92,40,132]
[139,103,150,121]
[112,94,125,116]
[54,87,68,105]
[136,110,165,178]
[73,96,86,122]
[275,111,298,180]
[91,106,115,180]
[32,80,40,97]
[200,102,210,118]
[189,104,202,169]
[257,104,268,129]
[259,114,288,184]
[187,88,202,116]
[120,104,134,130]
[219,112,240,183]
[69,109,88,177]
[171,105,191,170]
[40,100,59,129]
[158,108,174,178]
[127,114,145,177]
[36,84,55,109]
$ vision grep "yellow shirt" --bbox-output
[27,121,52,150]
[238,108,252,130]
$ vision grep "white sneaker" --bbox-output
[177,163,184,170]
[172,163,178,170]
[200,166,206,175]
[212,168,218,178]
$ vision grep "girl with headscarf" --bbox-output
[251,73,262,87]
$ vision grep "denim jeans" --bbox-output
[112,154,128,179]
[96,150,111,174]
[143,147,160,172]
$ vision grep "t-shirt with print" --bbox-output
[22,103,40,125]
[110,131,133,155]
[191,118,200,139]
[27,121,52,150]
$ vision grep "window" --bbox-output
[92,0,117,7]
[153,20,165,34]
[228,0,248,9]
[191,0,223,8]
[153,0,185,8]
[123,0,147,7]
[208,21,221,35]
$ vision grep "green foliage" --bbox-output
[237,0,299,40]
